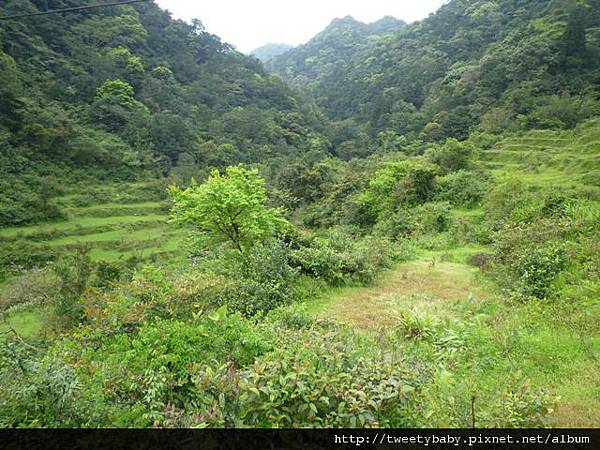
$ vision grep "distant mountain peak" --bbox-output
[250,43,294,63]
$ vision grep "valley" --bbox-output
[0,0,599,430]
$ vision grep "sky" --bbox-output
[154,0,448,53]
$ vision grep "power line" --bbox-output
[0,0,150,21]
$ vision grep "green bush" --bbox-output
[0,343,105,427]
[61,313,270,427]
[236,329,419,427]
[514,245,567,300]
[425,138,475,174]
[373,208,417,240]
[48,248,94,330]
[289,231,394,286]
[436,170,487,207]
[0,240,59,280]
[413,202,452,234]
[214,241,298,316]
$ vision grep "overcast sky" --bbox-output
[154,0,448,53]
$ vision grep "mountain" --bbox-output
[0,0,323,226]
[267,15,406,87]
[268,0,600,147]
[250,43,293,63]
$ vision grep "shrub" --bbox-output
[94,260,125,289]
[514,245,567,300]
[425,138,475,174]
[289,231,393,286]
[0,240,59,280]
[413,202,452,234]
[467,253,493,270]
[395,308,437,340]
[266,304,314,330]
[236,329,419,427]
[0,268,58,311]
[373,209,417,240]
[215,241,298,316]
[436,170,487,207]
[82,268,227,331]
[48,248,94,330]
[357,160,438,225]
[56,313,271,426]
[0,343,105,427]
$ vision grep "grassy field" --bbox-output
[308,253,600,427]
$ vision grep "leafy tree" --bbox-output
[95,79,136,107]
[170,166,288,253]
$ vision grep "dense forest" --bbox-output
[269,0,600,149]
[0,0,599,429]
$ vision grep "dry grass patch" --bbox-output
[314,259,488,328]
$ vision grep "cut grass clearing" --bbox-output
[309,258,489,328]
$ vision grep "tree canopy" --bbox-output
[169,166,288,253]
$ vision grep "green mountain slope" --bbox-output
[267,15,406,87]
[0,0,323,226]
[268,0,600,144]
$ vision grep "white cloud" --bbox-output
[154,0,448,53]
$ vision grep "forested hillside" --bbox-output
[0,0,599,430]
[267,15,405,91]
[269,0,600,151]
[0,0,324,226]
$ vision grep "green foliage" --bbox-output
[49,248,94,329]
[170,166,288,254]
[358,160,438,224]
[425,139,476,174]
[0,344,103,427]
[95,80,136,107]
[214,241,298,316]
[525,93,599,129]
[488,187,598,301]
[413,202,453,234]
[0,50,21,124]
[0,240,59,281]
[512,244,567,300]
[236,329,418,428]
[289,231,394,286]
[436,170,487,207]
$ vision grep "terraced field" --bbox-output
[480,118,600,189]
[0,181,187,338]
[0,181,184,264]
